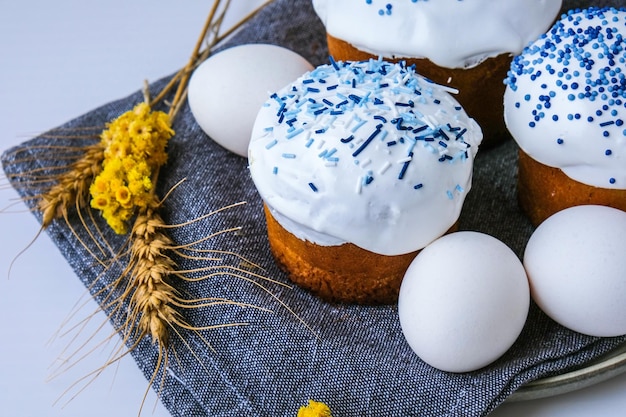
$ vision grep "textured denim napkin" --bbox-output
[3,1,626,416]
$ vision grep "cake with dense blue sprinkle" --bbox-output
[312,0,563,146]
[504,6,626,226]
[248,58,482,304]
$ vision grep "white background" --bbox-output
[0,1,624,416]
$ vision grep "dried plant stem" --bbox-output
[167,0,224,119]
[147,68,184,111]
[215,0,274,43]
[152,0,275,119]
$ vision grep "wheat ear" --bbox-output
[37,142,104,228]
[121,194,180,348]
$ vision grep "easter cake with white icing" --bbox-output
[248,58,482,304]
[504,6,626,226]
[312,0,563,146]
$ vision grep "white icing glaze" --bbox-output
[504,7,626,189]
[312,0,562,69]
[267,205,345,246]
[248,59,482,256]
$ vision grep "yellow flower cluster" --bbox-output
[297,400,333,417]
[90,102,174,234]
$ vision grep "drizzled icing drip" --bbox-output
[248,59,482,256]
[504,7,626,189]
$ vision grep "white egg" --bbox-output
[524,205,626,337]
[398,232,529,373]
[188,44,313,157]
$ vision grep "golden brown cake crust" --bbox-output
[517,149,626,227]
[263,204,419,305]
[325,33,511,147]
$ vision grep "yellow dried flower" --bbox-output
[297,400,333,417]
[90,102,174,234]
[115,186,132,206]
[91,196,109,211]
[91,176,109,194]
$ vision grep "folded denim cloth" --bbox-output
[3,0,626,416]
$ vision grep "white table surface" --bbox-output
[1,1,624,416]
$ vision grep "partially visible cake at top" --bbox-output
[504,6,626,225]
[312,0,563,146]
[312,0,562,69]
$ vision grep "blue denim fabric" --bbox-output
[3,1,626,416]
